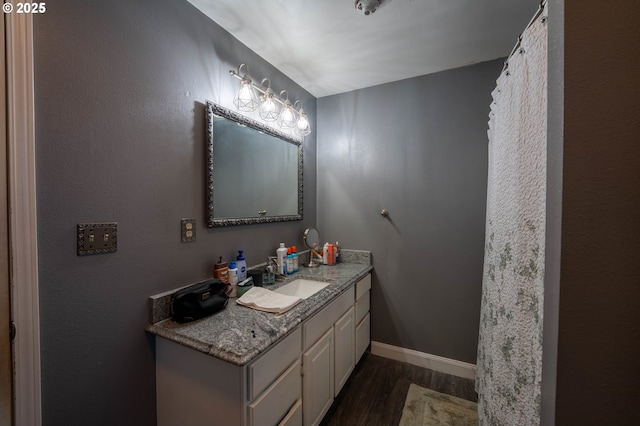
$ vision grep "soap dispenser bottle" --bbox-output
[236,250,247,281]
[264,258,276,285]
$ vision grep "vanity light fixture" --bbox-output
[277,91,297,130]
[232,63,260,112]
[229,63,311,137]
[294,101,311,136]
[258,78,279,122]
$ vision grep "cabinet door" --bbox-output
[303,328,334,426]
[333,306,355,397]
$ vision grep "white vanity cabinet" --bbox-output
[154,273,372,426]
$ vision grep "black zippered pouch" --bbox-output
[171,279,229,323]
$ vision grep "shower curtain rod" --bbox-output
[502,0,547,72]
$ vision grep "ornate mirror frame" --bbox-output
[206,101,303,227]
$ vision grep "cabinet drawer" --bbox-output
[249,328,301,401]
[355,313,370,363]
[278,399,302,426]
[249,359,301,426]
[355,291,370,325]
[355,274,371,300]
[303,286,354,350]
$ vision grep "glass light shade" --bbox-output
[295,109,311,136]
[233,80,259,112]
[278,102,297,129]
[259,91,280,122]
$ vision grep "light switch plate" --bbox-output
[77,223,117,256]
[181,218,196,243]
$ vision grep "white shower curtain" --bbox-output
[476,3,548,425]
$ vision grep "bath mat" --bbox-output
[398,384,478,426]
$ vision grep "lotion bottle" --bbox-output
[236,250,247,281]
[276,243,287,275]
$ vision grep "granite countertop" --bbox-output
[146,250,372,366]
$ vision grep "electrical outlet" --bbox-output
[77,223,117,256]
[181,218,196,243]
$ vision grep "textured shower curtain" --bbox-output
[476,3,548,425]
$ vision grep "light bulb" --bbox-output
[233,80,259,112]
[279,106,296,129]
[294,105,311,136]
[297,116,309,130]
[259,95,279,121]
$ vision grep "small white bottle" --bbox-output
[228,261,238,297]
[276,243,287,275]
[322,242,329,265]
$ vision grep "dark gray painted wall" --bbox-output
[33,1,316,424]
[554,1,640,424]
[316,60,503,363]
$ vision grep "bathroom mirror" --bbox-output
[206,102,303,227]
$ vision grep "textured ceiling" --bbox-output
[188,0,541,97]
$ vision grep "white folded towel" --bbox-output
[236,287,302,314]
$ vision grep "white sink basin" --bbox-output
[273,279,330,299]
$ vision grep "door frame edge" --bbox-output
[6,11,41,426]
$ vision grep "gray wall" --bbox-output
[553,0,640,424]
[316,60,503,363]
[33,1,316,425]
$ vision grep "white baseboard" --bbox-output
[370,341,477,380]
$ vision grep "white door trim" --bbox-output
[6,11,41,426]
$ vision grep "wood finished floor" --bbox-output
[320,353,478,426]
